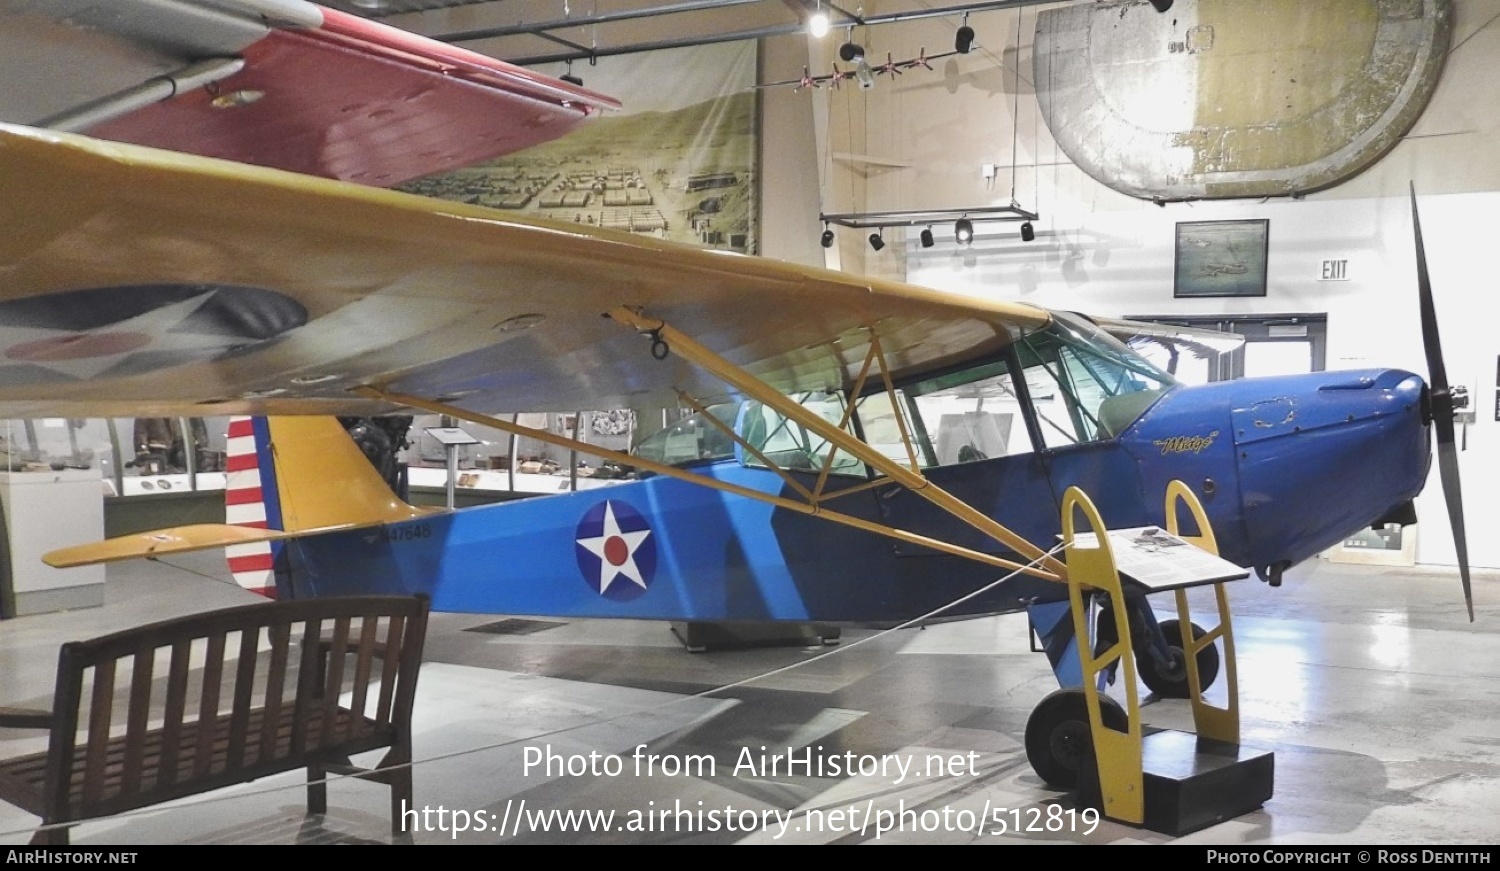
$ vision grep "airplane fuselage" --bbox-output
[279,366,1429,622]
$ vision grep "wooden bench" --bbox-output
[0,594,429,844]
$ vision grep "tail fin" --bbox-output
[252,416,426,531]
[45,416,429,574]
[226,416,428,597]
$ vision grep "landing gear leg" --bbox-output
[1256,560,1290,587]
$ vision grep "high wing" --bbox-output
[0,123,1050,420]
[0,0,619,186]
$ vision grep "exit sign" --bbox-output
[1319,259,1350,281]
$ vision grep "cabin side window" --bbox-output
[740,393,865,476]
[852,315,1176,467]
[857,358,1037,469]
[632,402,739,467]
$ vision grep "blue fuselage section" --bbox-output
[280,368,1430,622]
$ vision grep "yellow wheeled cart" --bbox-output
[1030,480,1274,835]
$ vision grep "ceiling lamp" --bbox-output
[821,224,835,248]
[1020,221,1035,242]
[954,218,974,245]
[919,227,935,248]
[955,13,975,54]
[868,230,885,251]
[808,1,830,38]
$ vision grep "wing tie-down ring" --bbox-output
[609,308,671,360]
[648,328,670,360]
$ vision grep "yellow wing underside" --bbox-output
[0,123,1051,419]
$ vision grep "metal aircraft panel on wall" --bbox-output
[1034,0,1452,201]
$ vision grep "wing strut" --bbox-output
[612,306,1067,579]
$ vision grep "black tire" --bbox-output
[1024,688,1129,789]
[1137,619,1220,698]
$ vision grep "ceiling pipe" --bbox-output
[435,0,1059,64]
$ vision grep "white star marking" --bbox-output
[575,502,653,595]
[0,291,251,380]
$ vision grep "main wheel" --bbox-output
[1136,619,1219,698]
[1024,688,1129,789]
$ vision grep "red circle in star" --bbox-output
[6,332,152,362]
[603,536,629,566]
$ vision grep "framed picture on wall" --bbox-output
[1174,219,1269,298]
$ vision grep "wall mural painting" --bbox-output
[401,41,759,253]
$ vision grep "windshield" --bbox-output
[1015,312,1178,446]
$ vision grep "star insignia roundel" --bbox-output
[0,283,306,384]
[574,500,657,601]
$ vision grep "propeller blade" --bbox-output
[1412,183,1473,621]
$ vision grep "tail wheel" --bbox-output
[1136,619,1219,698]
[1024,688,1129,789]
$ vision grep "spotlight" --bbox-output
[868,231,885,252]
[561,73,583,86]
[821,227,835,248]
[955,14,975,53]
[1149,0,1173,11]
[1020,221,1035,242]
[954,218,974,245]
[808,10,830,38]
[919,227,935,248]
[838,41,865,63]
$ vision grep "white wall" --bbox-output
[812,1,1500,568]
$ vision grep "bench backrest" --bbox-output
[42,594,429,820]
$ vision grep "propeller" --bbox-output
[1411,183,1474,621]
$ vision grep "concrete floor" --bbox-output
[0,552,1496,845]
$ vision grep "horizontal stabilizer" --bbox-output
[42,513,439,569]
[43,524,293,568]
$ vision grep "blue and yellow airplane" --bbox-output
[7,115,1467,652]
[0,85,1469,795]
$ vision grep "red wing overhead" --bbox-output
[0,1,619,187]
[0,124,1050,420]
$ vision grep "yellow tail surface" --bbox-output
[45,417,430,569]
[263,417,428,531]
